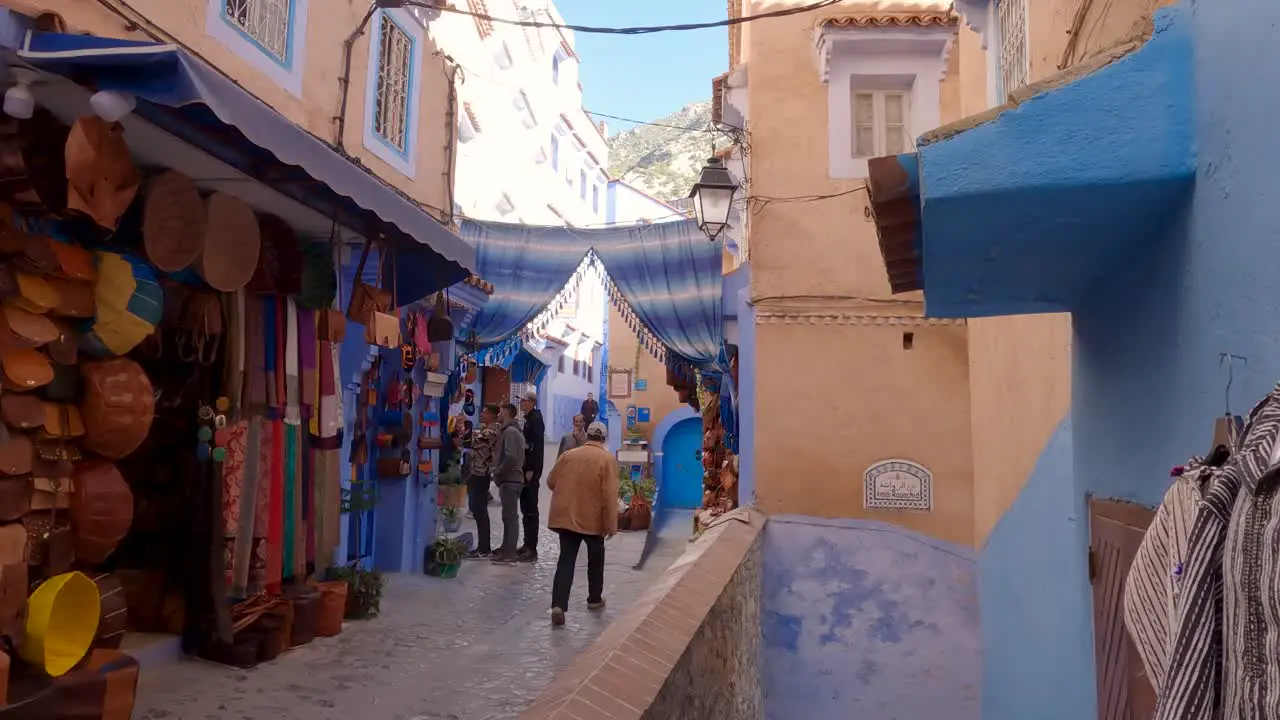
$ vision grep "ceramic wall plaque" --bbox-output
[863,458,932,511]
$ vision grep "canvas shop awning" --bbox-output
[5,25,475,304]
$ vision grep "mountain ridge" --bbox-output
[605,101,725,203]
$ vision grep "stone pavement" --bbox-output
[132,448,684,720]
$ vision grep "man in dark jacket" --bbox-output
[491,403,526,564]
[519,389,546,562]
[580,393,599,427]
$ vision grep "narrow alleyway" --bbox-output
[133,445,684,720]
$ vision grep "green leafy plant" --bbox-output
[437,457,463,486]
[617,466,656,503]
[327,563,384,620]
[428,536,467,565]
[440,505,461,527]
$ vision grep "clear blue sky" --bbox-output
[553,0,729,134]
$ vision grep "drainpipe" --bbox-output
[334,2,379,152]
[437,52,460,227]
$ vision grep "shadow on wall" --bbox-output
[762,516,981,720]
[979,416,1094,720]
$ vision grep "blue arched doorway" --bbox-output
[659,416,704,509]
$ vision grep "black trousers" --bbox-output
[520,471,542,554]
[552,529,605,610]
[467,474,492,553]
[497,482,523,557]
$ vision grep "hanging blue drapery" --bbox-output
[508,347,550,386]
[460,219,724,370]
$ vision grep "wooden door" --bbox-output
[1090,498,1158,719]
[482,366,510,407]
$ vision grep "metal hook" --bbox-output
[1220,353,1248,415]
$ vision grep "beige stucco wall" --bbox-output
[742,2,977,547]
[606,304,685,444]
[1028,0,1176,80]
[8,0,453,223]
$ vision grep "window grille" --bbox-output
[997,0,1028,97]
[374,14,413,153]
[224,0,291,62]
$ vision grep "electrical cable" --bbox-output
[405,0,844,36]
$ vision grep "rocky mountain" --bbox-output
[605,101,727,203]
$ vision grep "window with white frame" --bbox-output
[493,39,514,71]
[374,14,413,153]
[550,133,559,170]
[458,104,477,142]
[851,90,910,158]
[223,0,291,62]
[495,193,515,216]
[592,184,600,214]
[513,91,536,129]
[997,0,1028,97]
[580,169,588,200]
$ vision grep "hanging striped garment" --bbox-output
[1221,386,1280,719]
[1124,461,1207,694]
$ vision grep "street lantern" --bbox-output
[689,157,737,242]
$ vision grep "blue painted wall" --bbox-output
[763,516,980,720]
[979,418,1094,719]
[737,282,755,506]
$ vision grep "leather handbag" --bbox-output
[299,240,337,311]
[0,475,31,521]
[0,109,70,213]
[70,460,133,564]
[0,435,33,476]
[4,305,57,346]
[196,192,260,292]
[0,346,52,390]
[13,272,59,314]
[426,292,454,342]
[43,402,85,438]
[15,232,58,275]
[46,318,78,366]
[365,309,401,349]
[318,309,346,343]
[345,239,391,325]
[48,278,94,318]
[30,476,71,510]
[24,505,73,574]
[142,170,206,272]
[65,116,141,231]
[81,358,155,460]
[2,393,44,429]
[376,451,411,478]
[50,240,96,283]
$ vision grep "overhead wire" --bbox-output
[404,0,844,35]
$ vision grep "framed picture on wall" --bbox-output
[608,369,633,400]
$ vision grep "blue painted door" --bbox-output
[661,418,703,509]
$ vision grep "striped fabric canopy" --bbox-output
[460,219,723,369]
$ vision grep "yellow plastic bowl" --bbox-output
[21,571,101,677]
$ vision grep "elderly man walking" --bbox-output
[546,421,619,626]
[558,414,587,457]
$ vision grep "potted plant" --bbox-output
[326,563,384,620]
[424,537,467,578]
[440,505,462,533]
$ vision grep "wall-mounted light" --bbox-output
[3,68,38,120]
[89,90,136,123]
[689,157,738,242]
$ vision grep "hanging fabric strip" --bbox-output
[246,297,266,413]
[263,298,279,415]
[285,298,301,426]
[303,435,315,572]
[221,420,247,595]
[249,416,270,595]
[293,426,306,578]
[234,417,259,597]
[266,419,284,592]
[300,308,318,422]
[283,423,297,578]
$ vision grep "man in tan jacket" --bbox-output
[546,421,619,626]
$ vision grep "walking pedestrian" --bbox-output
[518,390,546,562]
[546,421,619,626]
[558,414,587,457]
[465,404,500,559]
[490,403,526,564]
[580,393,599,427]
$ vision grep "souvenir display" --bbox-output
[196,193,260,292]
[141,170,206,272]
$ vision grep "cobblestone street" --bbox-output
[132,471,685,720]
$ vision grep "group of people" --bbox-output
[463,390,619,626]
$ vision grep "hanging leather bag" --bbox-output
[248,214,303,296]
[345,238,391,325]
[195,192,260,292]
[426,292,454,342]
[142,170,206,272]
[318,309,346,343]
[0,474,31,521]
[176,291,223,365]
[65,116,141,231]
[3,393,44,429]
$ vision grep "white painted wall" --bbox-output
[432,0,611,226]
[605,179,684,225]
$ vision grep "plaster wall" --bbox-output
[1028,0,1179,84]
[755,320,974,547]
[605,303,683,444]
[28,0,453,222]
[762,515,980,720]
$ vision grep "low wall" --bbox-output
[520,509,763,720]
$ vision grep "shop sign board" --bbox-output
[863,459,932,511]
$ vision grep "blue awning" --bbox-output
[13,29,474,304]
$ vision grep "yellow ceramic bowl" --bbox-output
[21,571,101,677]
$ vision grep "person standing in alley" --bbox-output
[465,404,501,559]
[546,421,619,626]
[491,403,526,564]
[518,390,546,562]
[580,393,599,427]
[559,414,587,457]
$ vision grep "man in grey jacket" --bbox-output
[491,403,527,564]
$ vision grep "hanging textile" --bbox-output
[461,219,724,368]
[508,346,550,386]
